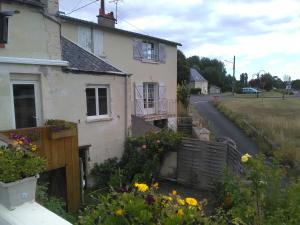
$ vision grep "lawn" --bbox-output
[218,97,300,164]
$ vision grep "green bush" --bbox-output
[0,145,45,183]
[177,82,190,108]
[45,119,76,131]
[91,130,182,188]
[214,154,300,225]
[36,184,77,223]
[77,183,210,225]
[190,88,202,95]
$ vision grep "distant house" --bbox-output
[209,85,221,94]
[190,68,208,94]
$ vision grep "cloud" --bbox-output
[59,0,300,79]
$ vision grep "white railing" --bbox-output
[132,99,177,119]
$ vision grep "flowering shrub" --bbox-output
[213,153,300,225]
[45,119,76,132]
[0,134,45,183]
[91,130,181,189]
[77,183,210,225]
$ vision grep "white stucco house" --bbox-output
[59,0,181,131]
[0,0,131,188]
[0,0,180,186]
[190,68,208,95]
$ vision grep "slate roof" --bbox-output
[190,68,207,82]
[59,15,182,47]
[3,0,43,8]
[61,37,126,75]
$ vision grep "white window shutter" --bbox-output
[134,83,144,116]
[133,39,143,60]
[78,26,92,52]
[93,29,104,57]
[158,83,167,113]
[159,43,166,64]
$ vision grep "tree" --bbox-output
[239,73,248,86]
[260,73,273,90]
[272,76,284,89]
[177,50,190,84]
[292,79,300,90]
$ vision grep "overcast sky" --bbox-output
[60,0,300,80]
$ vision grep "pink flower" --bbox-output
[156,140,161,144]
[142,144,147,149]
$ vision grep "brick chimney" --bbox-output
[41,0,59,16]
[97,0,116,28]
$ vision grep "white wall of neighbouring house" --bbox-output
[0,2,61,60]
[194,81,208,95]
[0,63,129,182]
[61,22,178,118]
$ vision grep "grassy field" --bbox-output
[218,97,300,165]
[234,90,293,98]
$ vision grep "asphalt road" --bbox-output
[191,95,259,155]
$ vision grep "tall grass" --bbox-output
[218,98,300,166]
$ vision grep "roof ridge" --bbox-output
[59,14,181,46]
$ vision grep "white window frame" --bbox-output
[142,41,158,62]
[86,85,111,121]
[10,80,42,129]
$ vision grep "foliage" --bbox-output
[0,135,45,183]
[190,88,202,95]
[214,154,300,225]
[177,50,190,84]
[239,73,248,86]
[45,119,76,132]
[292,79,300,90]
[187,56,227,90]
[77,183,210,225]
[36,183,77,223]
[91,130,182,189]
[177,81,190,108]
[91,158,125,189]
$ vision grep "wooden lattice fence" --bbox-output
[177,138,242,190]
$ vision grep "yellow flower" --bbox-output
[172,190,177,196]
[176,208,184,217]
[241,153,252,163]
[152,182,159,189]
[115,209,125,216]
[17,140,23,145]
[177,198,185,206]
[185,197,198,206]
[31,144,38,152]
[163,195,173,201]
[134,183,149,192]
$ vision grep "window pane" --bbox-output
[86,88,96,116]
[98,88,108,115]
[13,84,36,128]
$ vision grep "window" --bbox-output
[0,15,8,44]
[142,41,158,61]
[86,85,110,119]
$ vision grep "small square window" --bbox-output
[142,41,158,61]
[86,85,110,119]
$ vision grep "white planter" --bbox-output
[0,175,38,210]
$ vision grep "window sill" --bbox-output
[141,59,159,64]
[86,116,113,123]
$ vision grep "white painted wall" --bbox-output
[0,63,129,170]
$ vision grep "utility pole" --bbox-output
[109,0,122,24]
[232,55,236,95]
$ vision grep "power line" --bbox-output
[69,0,85,12]
[66,0,99,15]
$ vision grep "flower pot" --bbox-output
[50,128,77,140]
[0,175,38,210]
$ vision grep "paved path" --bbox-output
[191,95,258,155]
